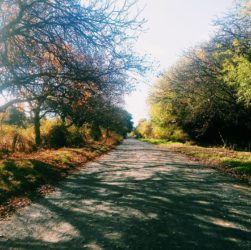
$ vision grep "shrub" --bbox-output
[46,125,69,149]
[40,119,61,139]
[170,128,189,143]
[66,126,85,147]
[43,121,87,148]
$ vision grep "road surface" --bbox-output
[0,139,250,249]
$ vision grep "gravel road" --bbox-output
[0,139,250,249]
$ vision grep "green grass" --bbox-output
[139,138,182,145]
[140,138,251,179]
[222,159,251,174]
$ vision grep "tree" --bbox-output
[149,35,251,145]
[134,119,153,139]
[0,0,146,146]
[214,1,251,106]
[53,91,133,140]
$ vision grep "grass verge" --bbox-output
[0,140,118,219]
[140,138,251,183]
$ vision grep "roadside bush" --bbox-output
[43,121,87,148]
[40,119,61,139]
[134,119,153,139]
[131,129,143,138]
[0,118,124,153]
[151,126,172,140]
[45,125,69,149]
[102,130,123,145]
[66,126,85,147]
[169,128,189,143]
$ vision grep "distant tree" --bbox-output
[5,106,27,127]
[134,119,153,139]
[100,106,133,138]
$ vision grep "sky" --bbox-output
[125,0,234,125]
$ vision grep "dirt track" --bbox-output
[0,139,250,249]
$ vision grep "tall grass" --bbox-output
[0,124,35,154]
[0,119,123,154]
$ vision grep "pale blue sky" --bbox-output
[125,0,234,125]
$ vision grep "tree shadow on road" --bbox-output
[0,140,250,249]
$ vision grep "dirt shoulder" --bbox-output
[0,140,118,219]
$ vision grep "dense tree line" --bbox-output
[146,0,251,148]
[0,0,143,146]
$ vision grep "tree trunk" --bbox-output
[91,123,101,141]
[34,109,41,146]
[218,130,226,148]
[103,129,110,143]
[12,133,18,152]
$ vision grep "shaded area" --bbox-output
[0,160,65,202]
[0,139,250,249]
[223,159,251,175]
[0,146,110,218]
[0,145,110,204]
